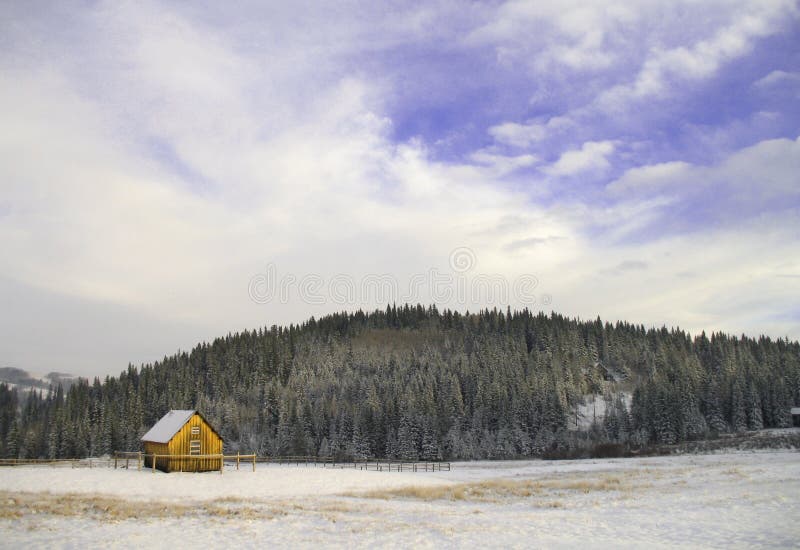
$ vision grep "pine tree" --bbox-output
[654,387,677,445]
[747,384,764,431]
[703,380,728,434]
[397,413,420,460]
[5,421,19,458]
[420,425,441,461]
[318,437,331,457]
[351,423,370,460]
[532,427,554,456]
[731,384,747,433]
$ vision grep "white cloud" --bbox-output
[1,0,799,376]
[489,122,547,148]
[488,116,572,148]
[597,0,799,109]
[544,140,615,177]
[597,137,800,253]
[1,2,576,377]
[469,149,539,176]
[607,161,692,195]
[547,214,800,341]
[607,137,800,201]
[754,70,800,88]
[468,0,637,72]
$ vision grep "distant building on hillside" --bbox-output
[141,410,223,472]
[791,407,800,428]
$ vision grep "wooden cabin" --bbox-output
[792,407,800,428]
[141,410,223,472]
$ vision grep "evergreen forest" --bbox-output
[1,305,798,460]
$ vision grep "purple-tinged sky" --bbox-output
[1,0,799,377]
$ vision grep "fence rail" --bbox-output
[0,457,114,468]
[111,452,258,473]
[252,455,450,471]
[0,453,450,473]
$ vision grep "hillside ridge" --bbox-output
[1,305,798,460]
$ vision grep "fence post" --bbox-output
[138,452,142,471]
[152,454,156,473]
[252,454,256,472]
[114,453,118,469]
[220,454,224,475]
[236,452,240,471]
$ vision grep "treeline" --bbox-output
[1,305,798,460]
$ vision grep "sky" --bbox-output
[1,0,799,378]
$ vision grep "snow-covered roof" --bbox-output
[141,410,196,443]
[791,407,800,415]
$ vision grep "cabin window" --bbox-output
[189,440,201,455]
[191,426,200,436]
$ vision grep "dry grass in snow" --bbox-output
[347,473,633,502]
[1,451,799,548]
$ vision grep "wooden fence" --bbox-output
[112,452,257,473]
[0,453,450,473]
[254,455,450,471]
[0,457,114,468]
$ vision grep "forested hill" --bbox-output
[1,305,799,460]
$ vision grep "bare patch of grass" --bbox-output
[314,501,361,513]
[346,474,636,502]
[550,476,622,493]
[0,491,289,521]
[0,491,187,520]
[541,500,565,508]
[201,502,286,520]
[0,497,22,520]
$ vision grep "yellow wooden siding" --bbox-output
[143,441,169,470]
[166,413,222,472]
[145,413,223,472]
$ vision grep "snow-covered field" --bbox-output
[1,451,799,549]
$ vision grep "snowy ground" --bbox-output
[1,451,799,549]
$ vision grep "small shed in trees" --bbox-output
[141,410,223,472]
